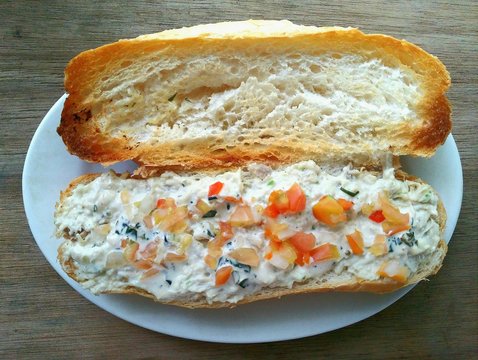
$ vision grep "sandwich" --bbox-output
[54,20,451,308]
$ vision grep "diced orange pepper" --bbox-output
[312,196,347,226]
[337,198,354,211]
[215,266,233,286]
[346,229,364,255]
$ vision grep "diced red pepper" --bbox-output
[208,181,224,197]
[369,210,385,223]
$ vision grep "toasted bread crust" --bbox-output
[56,169,447,308]
[58,21,451,169]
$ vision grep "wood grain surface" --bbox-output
[1,0,476,358]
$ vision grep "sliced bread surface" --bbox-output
[58,20,451,169]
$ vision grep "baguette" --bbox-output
[58,20,451,170]
[55,161,446,308]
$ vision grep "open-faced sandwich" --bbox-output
[54,20,451,308]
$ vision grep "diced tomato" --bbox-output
[228,248,260,267]
[370,235,388,256]
[263,204,280,218]
[196,199,212,215]
[229,204,255,227]
[164,252,187,262]
[269,190,290,212]
[215,266,233,286]
[141,268,160,280]
[121,239,128,248]
[289,232,316,252]
[382,222,411,236]
[204,254,218,269]
[208,181,224,197]
[224,196,242,203]
[133,259,153,270]
[139,241,158,261]
[156,197,176,209]
[361,203,375,216]
[310,243,340,262]
[369,210,385,223]
[219,221,234,242]
[379,192,409,225]
[286,183,306,213]
[123,242,139,262]
[346,229,364,255]
[278,242,297,264]
[337,198,354,211]
[264,252,273,260]
[264,219,290,242]
[377,260,409,283]
[312,196,347,226]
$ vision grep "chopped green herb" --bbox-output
[401,230,417,247]
[267,179,275,186]
[184,97,191,103]
[168,93,177,101]
[340,187,359,197]
[93,205,98,212]
[208,196,218,201]
[311,225,316,230]
[206,229,215,238]
[202,210,217,218]
[238,279,248,288]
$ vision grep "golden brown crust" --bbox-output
[58,21,451,169]
[56,168,447,308]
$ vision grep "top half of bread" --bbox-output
[58,20,451,170]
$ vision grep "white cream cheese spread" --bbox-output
[55,161,441,304]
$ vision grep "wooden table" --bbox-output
[1,1,476,358]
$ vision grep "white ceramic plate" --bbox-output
[23,95,462,343]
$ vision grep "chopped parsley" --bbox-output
[267,179,275,186]
[93,204,98,212]
[340,187,359,197]
[168,93,177,101]
[202,210,217,218]
[206,229,215,238]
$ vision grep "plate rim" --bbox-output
[22,94,463,343]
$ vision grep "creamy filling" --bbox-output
[55,161,441,304]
